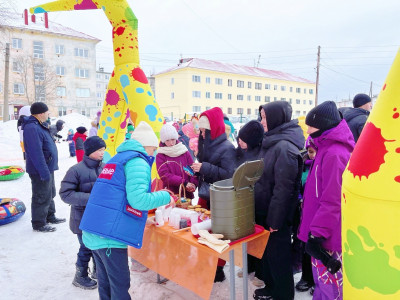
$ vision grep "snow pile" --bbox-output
[0,116,309,300]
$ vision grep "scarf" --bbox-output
[157,142,188,157]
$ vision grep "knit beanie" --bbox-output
[131,121,159,147]
[238,120,264,149]
[198,115,211,130]
[68,129,74,134]
[30,102,48,115]
[76,126,87,134]
[353,93,371,108]
[84,136,106,156]
[160,124,179,143]
[306,101,341,132]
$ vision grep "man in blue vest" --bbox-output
[80,121,174,300]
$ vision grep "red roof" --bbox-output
[0,10,100,42]
[156,58,314,84]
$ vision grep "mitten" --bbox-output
[305,233,341,274]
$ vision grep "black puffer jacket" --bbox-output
[235,146,261,168]
[343,107,370,142]
[255,120,304,230]
[59,155,104,234]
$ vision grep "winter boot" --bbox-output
[90,260,97,280]
[72,265,97,290]
[214,266,226,282]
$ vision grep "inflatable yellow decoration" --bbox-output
[342,49,400,299]
[30,0,164,162]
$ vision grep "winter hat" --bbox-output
[238,120,264,149]
[198,115,211,130]
[127,124,134,132]
[56,120,65,131]
[353,93,371,108]
[84,136,106,156]
[160,124,179,143]
[259,101,292,131]
[131,121,159,147]
[306,101,341,132]
[30,102,48,115]
[76,126,87,134]
[68,129,74,134]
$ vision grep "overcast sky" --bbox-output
[9,0,400,103]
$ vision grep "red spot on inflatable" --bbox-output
[343,193,346,204]
[393,112,399,119]
[115,47,121,52]
[131,68,148,84]
[395,176,400,183]
[119,54,122,57]
[129,46,133,49]
[122,19,126,23]
[105,89,120,107]
[348,122,394,180]
[394,108,397,111]
[111,71,115,77]
[396,148,400,153]
[116,26,125,36]
[383,83,386,91]
[122,47,125,49]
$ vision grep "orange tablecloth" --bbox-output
[128,222,269,299]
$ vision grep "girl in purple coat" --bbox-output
[156,124,198,199]
[298,101,355,300]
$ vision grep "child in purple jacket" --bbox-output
[298,101,354,300]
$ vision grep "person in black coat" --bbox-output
[59,136,106,290]
[49,119,65,142]
[23,102,65,232]
[253,101,305,300]
[235,120,264,168]
[343,93,372,143]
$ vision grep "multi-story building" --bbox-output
[95,67,111,111]
[154,58,315,121]
[0,10,100,120]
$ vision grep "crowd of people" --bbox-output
[18,93,373,300]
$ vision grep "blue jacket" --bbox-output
[23,116,58,180]
[81,139,170,250]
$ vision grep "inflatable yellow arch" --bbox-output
[30,0,164,162]
[342,49,400,299]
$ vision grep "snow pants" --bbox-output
[76,234,93,269]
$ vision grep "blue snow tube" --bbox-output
[0,198,26,226]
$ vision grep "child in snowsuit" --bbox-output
[66,129,76,157]
[73,126,88,163]
[59,136,106,290]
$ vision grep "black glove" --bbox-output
[305,233,341,274]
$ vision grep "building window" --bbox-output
[56,66,65,76]
[171,92,174,99]
[309,100,313,105]
[290,87,293,92]
[281,86,286,91]
[295,110,301,116]
[237,80,244,88]
[309,89,314,94]
[55,44,64,55]
[97,101,102,107]
[105,75,110,80]
[35,85,46,101]
[303,100,306,104]
[228,107,232,114]
[192,106,201,112]
[192,75,201,83]
[206,77,210,84]
[205,106,211,110]
[74,48,89,58]
[265,83,270,90]
[296,99,301,104]
[273,85,278,90]
[255,108,259,116]
[75,68,89,78]
[215,78,223,85]
[304,88,307,94]
[81,108,87,116]
[96,83,101,89]
[265,96,270,103]
[247,108,252,115]
[228,94,232,100]
[56,86,66,97]
[33,41,44,59]
[296,88,301,93]
[255,83,262,90]
[247,95,251,101]
[215,93,222,99]
[274,97,277,102]
[0,83,2,93]
[58,107,66,116]
[237,108,243,114]
[248,82,252,89]
[289,98,293,104]
[34,64,45,81]
[228,79,232,86]
[97,92,102,99]
[237,94,244,101]
[12,61,22,73]
[206,92,211,99]
[281,97,286,101]
[12,38,22,49]
[255,96,261,102]
[303,111,307,115]
[96,74,101,79]
[192,91,201,98]
[13,83,25,94]
[171,78,174,85]
[76,88,90,98]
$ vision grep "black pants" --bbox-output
[256,214,294,300]
[77,234,93,269]
[29,173,56,229]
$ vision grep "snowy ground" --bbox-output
[0,116,312,300]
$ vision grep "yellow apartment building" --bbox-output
[0,10,100,120]
[155,58,315,121]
